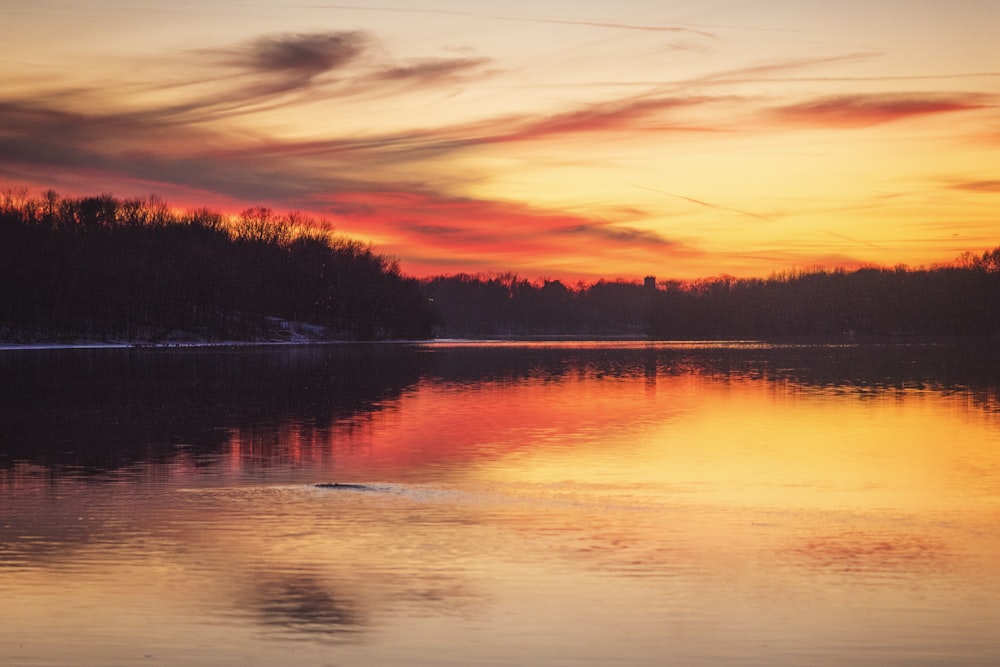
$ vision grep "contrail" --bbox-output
[632,184,770,221]
[820,229,881,249]
[502,16,715,37]
[302,4,715,38]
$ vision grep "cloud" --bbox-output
[319,189,695,278]
[398,220,467,237]
[192,31,376,104]
[0,90,692,278]
[218,31,370,78]
[0,47,728,281]
[0,26,507,195]
[5,22,995,280]
[214,32,495,91]
[0,97,371,203]
[374,57,494,84]
[326,199,377,217]
[562,223,678,247]
[773,93,992,127]
[0,23,728,212]
[703,52,881,84]
[949,179,1000,193]
[498,96,713,142]
[191,93,720,171]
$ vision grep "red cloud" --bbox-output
[317,190,694,280]
[950,179,1000,193]
[497,96,714,143]
[773,93,991,127]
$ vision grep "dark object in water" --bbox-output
[315,482,373,491]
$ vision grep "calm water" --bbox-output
[1,341,999,666]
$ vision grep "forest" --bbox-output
[2,187,998,343]
[422,256,1000,339]
[0,188,435,342]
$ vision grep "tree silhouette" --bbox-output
[0,187,435,342]
[422,255,1000,339]
[3,186,998,343]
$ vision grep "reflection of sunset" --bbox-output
[312,371,1000,518]
[3,345,1000,665]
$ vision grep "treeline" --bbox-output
[423,255,1000,339]
[3,186,998,343]
[0,189,435,342]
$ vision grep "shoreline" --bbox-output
[4,333,996,352]
[0,335,365,351]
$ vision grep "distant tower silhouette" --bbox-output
[642,276,657,337]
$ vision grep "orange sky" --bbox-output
[2,1,999,281]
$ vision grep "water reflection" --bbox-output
[3,340,1000,474]
[1,341,999,665]
[0,344,431,471]
[248,573,365,638]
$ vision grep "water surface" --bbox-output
[1,341,999,665]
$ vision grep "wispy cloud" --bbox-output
[373,57,495,85]
[561,223,679,247]
[949,179,1000,193]
[772,93,992,127]
[497,96,715,142]
[322,189,694,277]
[702,52,882,85]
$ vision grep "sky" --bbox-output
[2,0,999,281]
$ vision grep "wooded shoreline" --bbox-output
[3,188,999,344]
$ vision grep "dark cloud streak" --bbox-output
[231,31,370,76]
[374,57,494,83]
[563,223,678,248]
[204,31,371,102]
[773,93,992,127]
[950,179,1000,193]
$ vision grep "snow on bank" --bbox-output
[0,318,348,350]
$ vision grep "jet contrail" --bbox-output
[632,184,770,221]
[302,4,715,38]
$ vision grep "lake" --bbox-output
[1,340,999,666]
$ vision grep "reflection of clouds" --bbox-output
[248,574,367,638]
[786,531,952,576]
[4,344,1000,478]
[385,574,490,617]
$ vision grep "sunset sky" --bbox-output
[2,1,999,281]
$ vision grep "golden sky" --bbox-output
[2,0,999,280]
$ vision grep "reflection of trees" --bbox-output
[423,341,1000,406]
[0,345,430,471]
[3,341,999,473]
